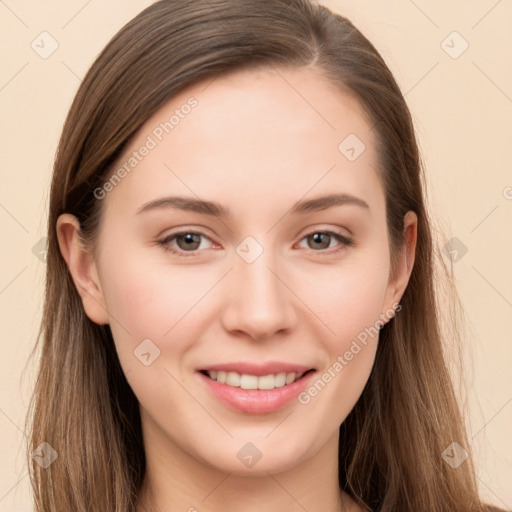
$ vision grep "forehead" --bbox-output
[103,65,382,219]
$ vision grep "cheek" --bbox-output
[295,253,389,405]
[295,274,385,427]
[101,246,212,327]
[100,257,209,409]
[303,253,390,341]
[98,247,215,373]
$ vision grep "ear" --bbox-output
[381,210,418,320]
[56,213,110,325]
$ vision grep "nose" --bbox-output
[220,246,297,341]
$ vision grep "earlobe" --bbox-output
[56,213,110,325]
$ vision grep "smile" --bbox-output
[197,368,317,414]
[200,369,312,390]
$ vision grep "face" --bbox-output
[58,65,416,476]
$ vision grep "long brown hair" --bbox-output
[24,0,505,510]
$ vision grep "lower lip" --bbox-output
[197,370,316,414]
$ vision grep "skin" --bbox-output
[57,65,417,512]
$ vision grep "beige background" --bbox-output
[1,0,511,510]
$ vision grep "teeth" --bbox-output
[206,370,306,389]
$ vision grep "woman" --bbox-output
[25,0,508,510]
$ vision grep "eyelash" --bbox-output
[156,229,355,258]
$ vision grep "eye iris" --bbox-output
[177,233,201,251]
[308,233,330,249]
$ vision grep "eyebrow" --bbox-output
[135,193,370,217]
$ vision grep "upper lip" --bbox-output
[198,362,315,376]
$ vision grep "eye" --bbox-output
[297,230,355,255]
[157,228,355,258]
[157,231,216,257]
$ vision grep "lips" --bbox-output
[197,367,317,413]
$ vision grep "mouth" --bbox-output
[198,368,316,390]
[196,366,317,414]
